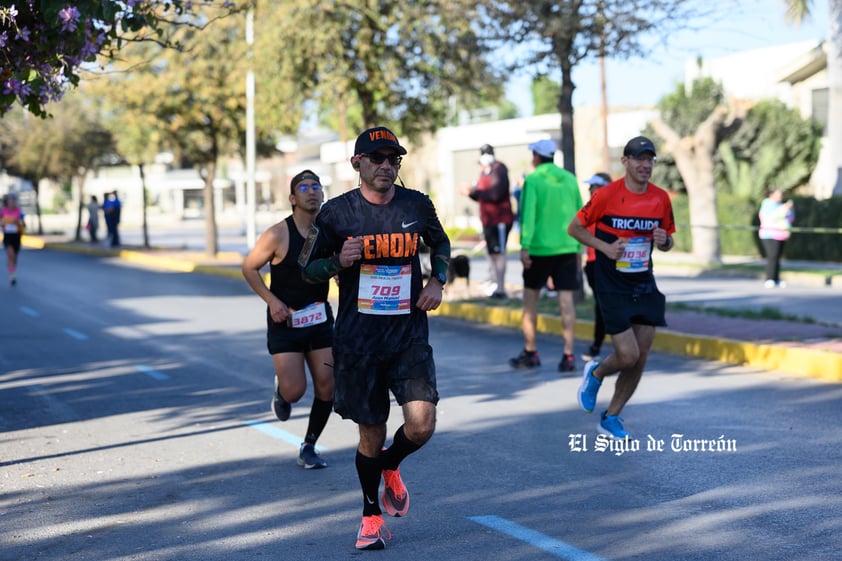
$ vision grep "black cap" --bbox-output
[623,136,657,157]
[354,126,407,156]
[479,144,494,155]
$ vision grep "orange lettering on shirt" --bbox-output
[362,235,376,259]
[360,232,419,259]
[376,234,391,258]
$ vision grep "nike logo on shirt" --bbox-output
[401,220,417,228]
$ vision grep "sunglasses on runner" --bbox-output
[363,152,403,166]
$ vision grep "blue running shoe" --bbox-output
[578,360,602,413]
[598,411,630,439]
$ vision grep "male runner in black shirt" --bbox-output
[303,127,450,550]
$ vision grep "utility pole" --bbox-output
[245,6,257,249]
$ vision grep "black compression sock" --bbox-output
[355,451,382,516]
[304,397,333,445]
[380,425,422,472]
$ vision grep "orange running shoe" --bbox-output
[355,514,391,550]
[381,466,409,517]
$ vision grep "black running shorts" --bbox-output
[3,233,21,253]
[522,253,580,291]
[483,223,512,255]
[333,344,439,425]
[266,311,333,355]
[596,289,667,335]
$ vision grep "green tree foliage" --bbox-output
[657,76,723,137]
[262,0,505,141]
[649,77,744,264]
[531,75,560,116]
[648,77,725,192]
[485,0,708,174]
[0,93,115,234]
[92,11,260,257]
[0,1,237,118]
[717,99,822,199]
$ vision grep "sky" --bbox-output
[505,0,830,114]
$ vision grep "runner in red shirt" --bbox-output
[567,136,676,439]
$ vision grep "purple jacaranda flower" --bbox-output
[21,81,32,96]
[17,27,30,42]
[0,31,8,48]
[80,38,98,58]
[58,6,81,33]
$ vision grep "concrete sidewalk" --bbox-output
[21,233,842,383]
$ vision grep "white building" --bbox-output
[685,40,832,198]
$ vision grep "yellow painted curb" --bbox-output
[435,301,842,383]
[27,235,841,383]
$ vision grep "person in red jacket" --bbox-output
[580,172,612,362]
[462,144,515,298]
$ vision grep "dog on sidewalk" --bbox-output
[447,254,470,285]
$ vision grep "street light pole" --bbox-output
[245,6,257,249]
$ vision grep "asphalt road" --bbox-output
[2,250,841,561]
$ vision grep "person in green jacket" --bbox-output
[509,139,583,372]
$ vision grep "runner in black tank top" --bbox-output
[242,170,334,470]
[270,215,331,314]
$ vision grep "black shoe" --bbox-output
[297,443,327,469]
[581,345,600,362]
[489,291,507,299]
[558,354,576,372]
[509,349,540,369]
[271,377,291,421]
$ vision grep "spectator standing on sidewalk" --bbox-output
[509,139,582,372]
[568,136,675,440]
[86,195,100,243]
[102,191,121,247]
[241,169,334,470]
[580,172,612,362]
[460,144,515,298]
[758,188,794,288]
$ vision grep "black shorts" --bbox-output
[483,223,512,255]
[523,253,580,291]
[3,233,21,253]
[266,308,333,355]
[596,288,667,335]
[333,344,439,425]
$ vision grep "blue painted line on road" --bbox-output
[244,420,328,451]
[136,364,170,381]
[20,306,39,317]
[469,515,607,561]
[63,328,88,341]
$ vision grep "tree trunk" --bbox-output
[74,174,86,242]
[651,105,744,265]
[678,152,721,264]
[139,163,150,248]
[829,0,842,195]
[203,159,219,258]
[558,58,576,175]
